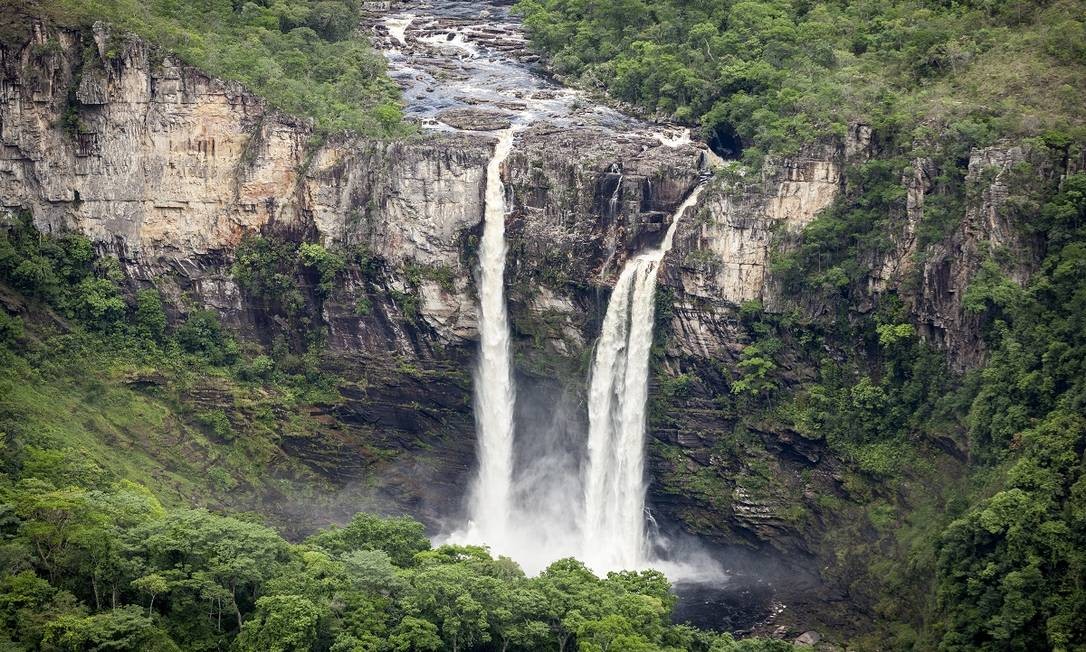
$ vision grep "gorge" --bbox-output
[1,0,1085,649]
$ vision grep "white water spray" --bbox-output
[384,15,414,45]
[582,182,708,573]
[459,129,518,555]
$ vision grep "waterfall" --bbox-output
[464,128,518,553]
[582,182,708,573]
[608,174,623,215]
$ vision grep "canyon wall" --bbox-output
[1,22,1074,578]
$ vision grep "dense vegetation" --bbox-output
[0,213,796,650]
[928,171,1086,650]
[0,477,793,652]
[515,0,1086,159]
[1,0,408,136]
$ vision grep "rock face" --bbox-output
[0,23,706,525]
[897,144,1069,369]
[672,132,861,311]
[2,18,1078,633]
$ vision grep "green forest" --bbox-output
[516,0,1086,159]
[1,0,1086,649]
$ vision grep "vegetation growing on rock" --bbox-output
[3,0,409,136]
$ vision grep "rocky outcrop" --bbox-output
[0,23,500,356]
[671,133,858,312]
[895,143,1069,369]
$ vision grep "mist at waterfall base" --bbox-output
[443,164,727,591]
[448,358,732,583]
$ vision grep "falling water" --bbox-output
[462,129,518,554]
[583,182,708,573]
[608,174,623,215]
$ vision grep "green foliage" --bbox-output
[934,412,1086,650]
[731,344,778,401]
[516,0,1086,156]
[730,310,782,404]
[298,242,345,300]
[232,233,356,352]
[233,235,308,316]
[0,210,125,331]
[961,260,1022,315]
[389,289,419,322]
[236,594,324,652]
[966,173,1086,461]
[0,311,23,346]
[133,289,166,341]
[175,309,239,365]
[52,0,409,137]
[42,605,177,651]
[306,513,430,567]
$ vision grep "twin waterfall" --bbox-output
[462,129,707,574]
[583,185,708,572]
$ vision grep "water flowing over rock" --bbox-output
[584,183,708,573]
[461,128,518,553]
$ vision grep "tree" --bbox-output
[235,594,324,652]
[12,480,102,583]
[129,509,289,632]
[342,549,406,597]
[731,343,778,401]
[533,558,602,652]
[134,289,168,340]
[388,616,442,652]
[175,310,239,365]
[130,573,169,615]
[42,605,178,651]
[404,563,491,652]
[306,513,430,567]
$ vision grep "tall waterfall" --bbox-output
[464,129,518,553]
[583,183,708,573]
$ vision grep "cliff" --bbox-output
[2,17,1078,638]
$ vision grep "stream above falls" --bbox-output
[364,0,692,142]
